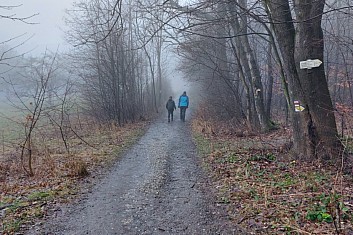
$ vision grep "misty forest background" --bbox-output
[2,0,353,234]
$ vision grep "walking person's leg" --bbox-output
[168,110,171,122]
[181,107,186,121]
[171,110,174,121]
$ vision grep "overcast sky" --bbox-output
[0,0,75,55]
[0,0,191,99]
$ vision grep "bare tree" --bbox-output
[164,0,275,130]
[162,0,349,161]
[65,0,164,124]
[4,53,58,176]
[0,4,38,66]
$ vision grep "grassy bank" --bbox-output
[0,119,149,234]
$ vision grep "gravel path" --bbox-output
[30,114,245,235]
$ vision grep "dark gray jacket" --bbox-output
[166,99,176,111]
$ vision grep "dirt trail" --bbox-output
[30,114,245,235]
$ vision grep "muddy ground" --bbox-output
[29,113,246,235]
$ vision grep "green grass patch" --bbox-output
[192,133,213,156]
[27,191,54,202]
[0,185,78,234]
[2,218,22,233]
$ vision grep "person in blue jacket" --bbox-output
[178,91,189,122]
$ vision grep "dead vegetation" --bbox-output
[0,118,148,234]
[192,110,353,235]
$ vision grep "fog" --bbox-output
[0,0,196,108]
[0,0,75,55]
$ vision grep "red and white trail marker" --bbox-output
[294,100,305,112]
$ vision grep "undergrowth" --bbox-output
[0,120,148,234]
[192,118,353,234]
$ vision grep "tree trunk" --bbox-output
[265,0,343,160]
[294,0,342,159]
[229,0,273,131]
[228,4,260,130]
[265,41,274,117]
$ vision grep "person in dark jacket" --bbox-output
[166,96,176,122]
[178,91,189,122]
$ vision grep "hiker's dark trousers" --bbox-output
[168,110,174,122]
[180,107,187,121]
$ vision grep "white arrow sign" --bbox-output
[300,59,322,69]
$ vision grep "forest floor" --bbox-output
[1,110,353,234]
[191,111,353,234]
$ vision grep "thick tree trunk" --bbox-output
[265,0,343,160]
[294,0,342,159]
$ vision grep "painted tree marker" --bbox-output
[294,100,305,112]
[300,59,322,70]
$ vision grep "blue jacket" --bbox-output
[178,94,189,108]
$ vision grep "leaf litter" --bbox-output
[192,116,353,235]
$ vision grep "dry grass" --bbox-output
[192,115,353,235]
[0,118,149,234]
